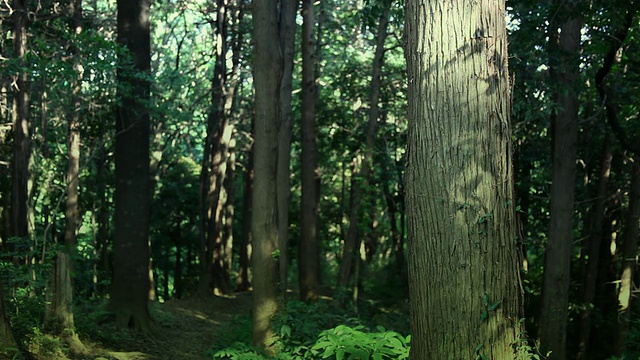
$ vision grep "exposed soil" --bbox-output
[73,293,252,360]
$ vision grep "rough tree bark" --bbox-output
[251,0,282,352]
[404,0,525,358]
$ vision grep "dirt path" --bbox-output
[87,293,252,360]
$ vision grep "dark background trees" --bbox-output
[0,0,638,359]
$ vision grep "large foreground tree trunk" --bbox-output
[251,0,282,353]
[111,0,156,335]
[404,0,524,358]
[538,2,582,358]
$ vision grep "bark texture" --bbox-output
[404,0,524,358]
[251,0,282,352]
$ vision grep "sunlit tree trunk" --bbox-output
[338,2,391,291]
[251,0,282,352]
[111,0,156,335]
[404,0,525,358]
[200,0,232,296]
[538,2,582,358]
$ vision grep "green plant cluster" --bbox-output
[210,299,411,360]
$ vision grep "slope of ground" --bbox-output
[77,293,252,360]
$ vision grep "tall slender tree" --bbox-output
[299,0,320,301]
[10,0,30,242]
[404,0,525,358]
[111,0,156,334]
[338,0,391,290]
[276,0,298,297]
[44,0,86,351]
[538,1,582,358]
[251,0,282,352]
[199,0,233,296]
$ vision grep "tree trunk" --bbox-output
[0,281,21,359]
[199,0,232,296]
[299,0,320,302]
[10,0,30,242]
[236,140,253,292]
[222,144,235,284]
[576,133,612,359]
[46,1,87,352]
[251,0,282,352]
[538,3,582,358]
[95,149,111,295]
[404,0,525,358]
[276,0,297,297]
[615,160,640,355]
[337,1,391,290]
[111,0,156,335]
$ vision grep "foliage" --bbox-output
[211,299,410,360]
[309,325,410,360]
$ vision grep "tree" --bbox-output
[199,0,233,297]
[43,0,87,352]
[299,0,320,301]
[9,0,30,242]
[337,0,391,291]
[276,0,297,298]
[110,0,155,334]
[0,282,20,359]
[404,0,524,358]
[251,0,282,352]
[538,1,582,358]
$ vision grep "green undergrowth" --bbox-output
[209,297,411,360]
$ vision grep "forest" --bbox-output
[0,0,638,359]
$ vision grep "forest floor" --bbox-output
[71,292,253,360]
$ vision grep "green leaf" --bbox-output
[488,301,501,311]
